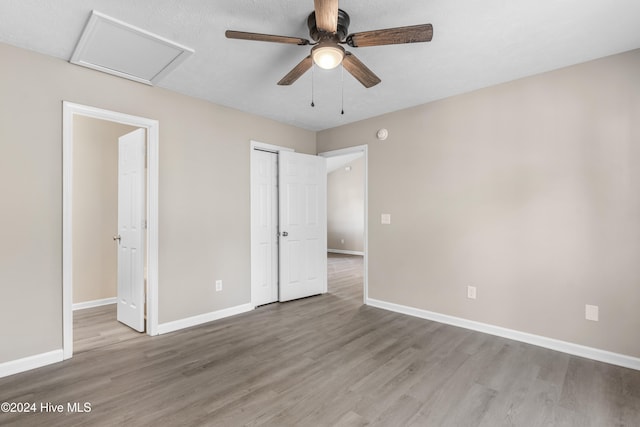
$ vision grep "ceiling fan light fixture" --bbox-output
[312,43,345,70]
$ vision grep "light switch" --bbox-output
[585,304,599,321]
[381,214,391,225]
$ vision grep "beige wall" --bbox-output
[72,116,138,304]
[0,42,315,363]
[318,49,640,358]
[2,38,639,365]
[327,157,365,252]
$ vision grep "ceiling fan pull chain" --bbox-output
[341,64,345,115]
[311,63,315,107]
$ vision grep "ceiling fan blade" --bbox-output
[346,24,433,47]
[314,0,339,33]
[342,52,381,88]
[226,30,309,45]
[278,55,313,85]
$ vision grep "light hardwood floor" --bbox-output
[1,253,639,426]
[73,302,144,354]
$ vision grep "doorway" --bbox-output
[250,141,328,307]
[62,102,160,360]
[70,117,143,352]
[319,145,368,303]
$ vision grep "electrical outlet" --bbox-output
[340,239,345,245]
[381,214,391,225]
[467,286,477,299]
[585,304,599,321]
[215,280,222,292]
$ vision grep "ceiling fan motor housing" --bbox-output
[307,9,350,41]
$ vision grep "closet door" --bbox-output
[278,151,327,302]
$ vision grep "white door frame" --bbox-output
[249,140,293,308]
[318,145,369,303]
[62,101,160,359]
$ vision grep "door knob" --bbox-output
[113,235,121,243]
[282,231,288,237]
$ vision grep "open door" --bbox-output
[115,128,146,332]
[278,151,327,302]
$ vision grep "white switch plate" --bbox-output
[215,280,222,292]
[467,286,477,299]
[381,214,391,225]
[585,304,599,321]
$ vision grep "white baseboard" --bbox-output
[328,249,365,256]
[157,303,254,335]
[0,350,64,379]
[72,297,117,311]
[366,298,640,371]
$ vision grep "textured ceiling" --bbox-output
[1,0,639,131]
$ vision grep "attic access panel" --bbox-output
[70,11,194,85]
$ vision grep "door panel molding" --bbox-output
[62,101,159,360]
[251,149,279,306]
[250,141,293,307]
[116,129,146,331]
[278,151,327,302]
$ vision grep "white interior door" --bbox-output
[116,128,146,332]
[279,151,327,302]
[251,150,279,306]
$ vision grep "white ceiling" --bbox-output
[1,0,639,131]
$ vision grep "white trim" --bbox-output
[63,101,160,362]
[157,304,254,335]
[318,145,369,304]
[318,145,368,158]
[367,298,640,371]
[250,140,294,154]
[72,297,116,311]
[146,116,160,337]
[62,103,73,359]
[0,350,64,379]
[328,249,365,256]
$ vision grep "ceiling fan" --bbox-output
[225,0,433,88]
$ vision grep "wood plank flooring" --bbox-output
[73,302,143,354]
[1,253,639,426]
